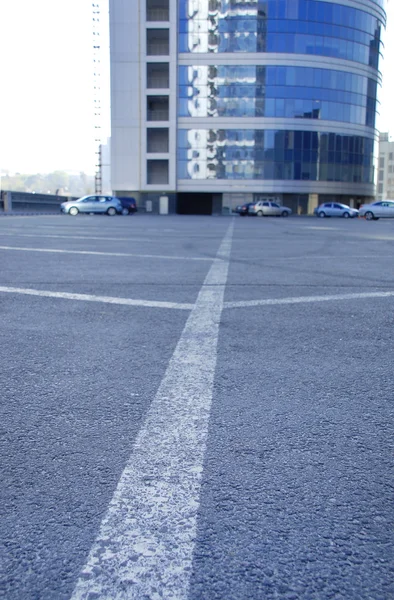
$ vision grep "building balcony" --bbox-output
[146,0,169,22]
[147,63,169,89]
[147,128,169,153]
[147,96,169,121]
[147,29,169,56]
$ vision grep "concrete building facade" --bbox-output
[377,132,394,200]
[109,0,386,215]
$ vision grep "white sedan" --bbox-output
[359,201,394,220]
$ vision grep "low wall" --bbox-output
[0,191,76,213]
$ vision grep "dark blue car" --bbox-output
[118,197,138,215]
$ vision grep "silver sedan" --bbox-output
[314,203,359,218]
[248,201,292,217]
[359,201,394,220]
[60,195,122,216]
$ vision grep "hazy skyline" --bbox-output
[1,0,393,175]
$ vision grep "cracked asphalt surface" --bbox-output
[1,214,393,599]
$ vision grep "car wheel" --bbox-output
[69,207,79,216]
[107,207,117,216]
[256,210,263,217]
[365,211,374,221]
[343,212,350,218]
[121,207,130,216]
[281,210,289,217]
[318,211,326,218]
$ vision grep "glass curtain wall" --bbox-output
[177,0,385,195]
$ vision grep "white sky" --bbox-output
[0,0,393,175]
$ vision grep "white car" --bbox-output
[248,201,292,217]
[359,200,394,220]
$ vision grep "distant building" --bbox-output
[377,133,394,200]
[109,0,386,215]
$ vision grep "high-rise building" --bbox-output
[377,132,394,200]
[109,0,386,215]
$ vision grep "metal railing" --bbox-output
[147,143,169,153]
[147,78,169,89]
[147,8,169,21]
[147,110,169,121]
[147,43,169,56]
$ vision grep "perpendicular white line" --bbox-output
[0,245,212,262]
[71,221,234,600]
[0,287,194,310]
[224,290,394,309]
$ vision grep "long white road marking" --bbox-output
[224,290,394,309]
[0,232,156,242]
[1,286,393,313]
[0,287,193,311]
[230,254,383,261]
[0,245,212,262]
[71,220,234,600]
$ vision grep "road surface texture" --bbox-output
[1,214,393,600]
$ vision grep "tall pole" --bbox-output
[93,1,102,194]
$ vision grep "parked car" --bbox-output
[60,195,122,216]
[235,202,256,216]
[314,202,359,218]
[359,200,394,220]
[118,197,138,215]
[248,201,292,217]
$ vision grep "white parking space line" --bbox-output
[0,245,213,262]
[356,234,394,241]
[0,232,158,242]
[303,226,342,231]
[0,287,193,310]
[231,255,383,261]
[224,290,394,309]
[71,221,234,600]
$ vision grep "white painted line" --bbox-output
[0,245,212,262]
[230,254,384,261]
[303,226,342,231]
[224,290,394,309]
[0,286,193,310]
[0,232,158,242]
[71,221,234,600]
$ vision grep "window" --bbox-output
[378,184,384,194]
[379,157,385,168]
[390,153,393,161]
[271,203,280,208]
[333,204,343,209]
[379,170,384,181]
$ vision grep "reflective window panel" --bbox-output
[177,129,374,183]
[178,65,379,127]
[179,0,384,68]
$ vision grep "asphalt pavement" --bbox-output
[1,214,393,599]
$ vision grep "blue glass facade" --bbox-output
[178,129,374,183]
[177,0,385,204]
[179,66,378,126]
[179,0,383,67]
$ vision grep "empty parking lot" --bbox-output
[1,214,394,600]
